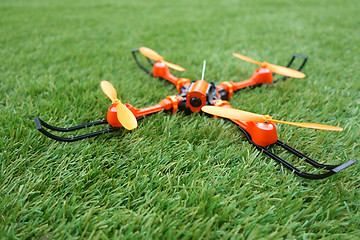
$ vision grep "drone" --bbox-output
[34,47,356,179]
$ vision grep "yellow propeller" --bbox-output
[233,53,305,79]
[100,81,138,130]
[202,106,343,131]
[139,47,185,72]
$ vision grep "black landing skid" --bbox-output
[237,125,356,180]
[34,117,144,142]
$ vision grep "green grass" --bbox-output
[1,0,359,239]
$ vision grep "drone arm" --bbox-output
[160,74,190,94]
[216,69,274,99]
[34,95,184,142]
[152,62,190,93]
[134,104,165,116]
[131,49,190,93]
[129,95,184,118]
[217,79,257,99]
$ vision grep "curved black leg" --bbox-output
[132,48,154,76]
[273,54,308,83]
[34,117,121,142]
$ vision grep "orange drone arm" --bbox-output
[152,61,190,93]
[216,68,273,99]
[107,96,183,127]
[133,95,183,117]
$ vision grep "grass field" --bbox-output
[1,0,359,239]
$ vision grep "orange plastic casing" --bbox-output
[186,80,209,113]
[213,100,277,147]
[233,120,278,147]
[252,68,273,84]
[152,61,178,85]
[107,105,121,127]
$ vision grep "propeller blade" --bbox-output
[202,106,343,131]
[271,119,343,131]
[233,53,306,78]
[162,60,185,72]
[115,103,138,130]
[266,63,305,78]
[233,53,262,66]
[202,106,265,122]
[139,47,163,61]
[101,81,137,130]
[100,80,117,103]
[139,47,185,72]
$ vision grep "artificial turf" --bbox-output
[1,0,359,239]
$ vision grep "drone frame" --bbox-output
[33,49,356,179]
